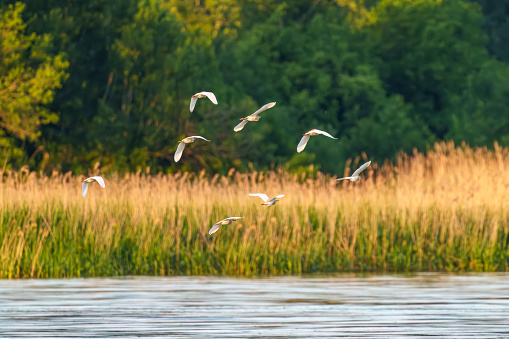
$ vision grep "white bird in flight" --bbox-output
[82,176,105,198]
[190,92,218,112]
[335,161,371,182]
[297,129,338,153]
[234,102,276,132]
[209,217,245,235]
[174,136,210,162]
[249,193,285,207]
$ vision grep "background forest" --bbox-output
[1,0,508,175]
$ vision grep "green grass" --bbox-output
[0,142,508,278]
[0,193,507,278]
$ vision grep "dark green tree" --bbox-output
[94,0,228,172]
[1,0,507,174]
[449,60,509,146]
[474,0,509,62]
[367,0,489,139]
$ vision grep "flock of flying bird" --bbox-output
[81,91,372,236]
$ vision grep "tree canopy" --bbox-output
[0,2,68,165]
[0,0,507,174]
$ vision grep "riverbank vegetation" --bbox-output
[0,142,507,278]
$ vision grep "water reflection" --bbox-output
[0,274,507,338]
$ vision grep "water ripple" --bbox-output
[0,274,507,338]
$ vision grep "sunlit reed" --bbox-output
[0,141,508,278]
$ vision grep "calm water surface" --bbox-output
[0,274,508,338]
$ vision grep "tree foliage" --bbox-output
[474,0,509,62]
[0,0,507,174]
[449,60,509,146]
[0,2,68,164]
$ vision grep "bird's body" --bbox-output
[174,136,210,162]
[243,115,261,122]
[190,92,218,112]
[180,136,208,144]
[81,176,106,198]
[297,129,338,153]
[339,176,362,182]
[249,193,285,207]
[209,217,244,235]
[335,161,371,182]
[234,102,276,132]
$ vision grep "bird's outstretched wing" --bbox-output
[90,176,106,188]
[314,129,337,139]
[234,120,248,132]
[334,177,351,181]
[202,92,218,105]
[247,102,276,118]
[190,92,217,112]
[190,96,198,112]
[82,182,89,198]
[174,142,186,162]
[191,136,210,142]
[274,194,285,199]
[297,135,310,153]
[249,193,270,202]
[352,161,371,177]
[209,223,221,235]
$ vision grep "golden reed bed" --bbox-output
[0,141,508,278]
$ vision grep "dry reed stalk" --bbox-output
[0,141,507,277]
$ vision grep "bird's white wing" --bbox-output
[203,92,218,105]
[297,135,310,153]
[209,223,221,235]
[90,176,105,188]
[314,129,337,139]
[249,193,270,202]
[174,142,186,162]
[274,194,285,199]
[226,217,244,220]
[352,161,371,177]
[248,102,276,118]
[334,177,351,181]
[190,96,198,112]
[190,135,210,142]
[82,182,89,198]
[234,120,248,132]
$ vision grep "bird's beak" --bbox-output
[177,141,181,143]
[240,118,246,120]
